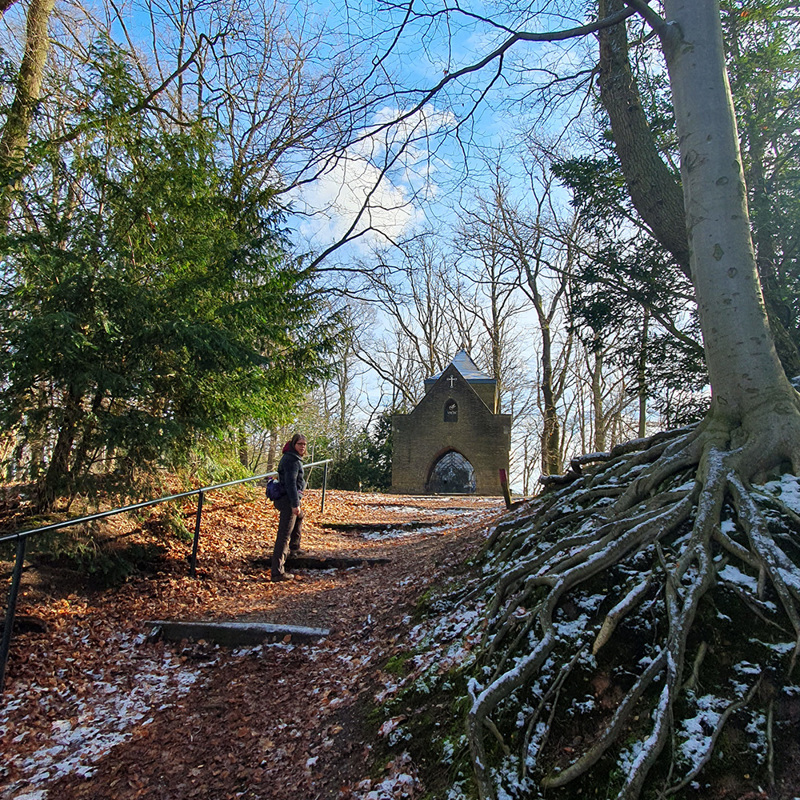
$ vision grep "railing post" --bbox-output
[189,491,204,578]
[1,537,28,693]
[320,461,329,514]
[499,469,512,510]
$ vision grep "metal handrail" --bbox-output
[0,458,332,692]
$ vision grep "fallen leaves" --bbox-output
[1,490,504,800]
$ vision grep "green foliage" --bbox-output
[0,42,340,508]
[307,410,394,492]
[383,652,414,676]
[31,525,170,588]
[143,503,193,544]
[552,155,709,427]
[722,0,800,362]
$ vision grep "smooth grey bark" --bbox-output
[657,2,792,410]
[600,0,800,377]
[648,0,800,480]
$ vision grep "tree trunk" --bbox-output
[266,428,279,472]
[600,0,800,377]
[68,389,104,483]
[37,386,82,511]
[659,1,797,431]
[591,349,607,453]
[598,0,690,276]
[0,0,56,229]
[337,354,349,462]
[637,308,649,439]
[538,314,562,475]
[238,426,249,469]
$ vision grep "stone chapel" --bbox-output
[391,350,512,495]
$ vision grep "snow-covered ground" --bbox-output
[1,632,206,799]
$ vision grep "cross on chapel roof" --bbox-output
[425,349,495,387]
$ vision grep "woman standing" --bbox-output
[271,433,307,581]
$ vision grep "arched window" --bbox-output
[444,399,458,422]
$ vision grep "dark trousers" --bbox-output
[271,496,304,578]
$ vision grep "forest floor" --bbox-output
[0,488,507,800]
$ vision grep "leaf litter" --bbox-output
[1,489,504,799]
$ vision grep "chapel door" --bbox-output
[427,451,476,494]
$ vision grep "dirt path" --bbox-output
[1,491,504,800]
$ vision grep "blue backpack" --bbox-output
[266,478,285,501]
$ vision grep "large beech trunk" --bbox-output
[600,0,800,376]
[659,0,796,420]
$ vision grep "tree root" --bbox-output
[462,419,800,800]
[665,676,762,796]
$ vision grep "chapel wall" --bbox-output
[391,363,511,496]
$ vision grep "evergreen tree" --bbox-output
[552,154,708,427]
[0,46,338,509]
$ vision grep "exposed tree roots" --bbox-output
[464,420,800,800]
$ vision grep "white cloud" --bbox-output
[292,104,453,253]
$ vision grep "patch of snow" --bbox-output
[574,594,606,613]
[678,694,724,767]
[745,713,767,760]
[720,519,737,534]
[763,474,800,514]
[568,696,596,716]
[346,751,422,799]
[553,614,591,641]
[1,634,203,798]
[733,661,762,676]
[441,739,455,763]
[717,564,759,593]
[526,720,548,763]
[748,638,795,654]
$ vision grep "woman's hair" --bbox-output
[284,433,307,454]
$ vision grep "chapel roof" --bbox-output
[425,349,495,386]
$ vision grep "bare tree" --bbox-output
[352,235,464,407]
[454,174,529,405]
[456,158,577,475]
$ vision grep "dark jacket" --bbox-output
[277,449,305,508]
